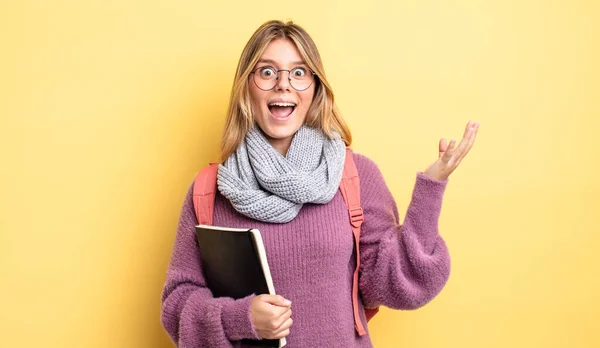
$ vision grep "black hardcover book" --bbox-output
[195,224,285,347]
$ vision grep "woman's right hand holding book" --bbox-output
[250,294,293,340]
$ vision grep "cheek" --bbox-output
[249,85,259,104]
[299,90,315,115]
[249,87,266,115]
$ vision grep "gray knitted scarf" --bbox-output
[217,125,346,223]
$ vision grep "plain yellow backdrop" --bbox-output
[1,0,599,347]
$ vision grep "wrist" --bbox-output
[222,294,261,341]
[421,171,448,182]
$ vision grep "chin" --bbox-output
[261,124,300,141]
[256,109,304,140]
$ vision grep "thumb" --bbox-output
[266,295,292,307]
[439,138,448,158]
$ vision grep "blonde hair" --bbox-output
[220,20,352,161]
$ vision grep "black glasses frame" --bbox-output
[249,66,317,91]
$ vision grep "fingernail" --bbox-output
[284,299,291,305]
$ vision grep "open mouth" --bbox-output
[268,102,297,120]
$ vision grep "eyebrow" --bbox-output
[257,59,307,66]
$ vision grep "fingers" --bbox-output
[439,138,448,158]
[444,120,479,162]
[442,139,457,162]
[252,294,294,340]
[455,120,479,159]
[453,121,474,156]
[272,306,292,323]
[465,121,479,151]
[266,298,292,330]
[462,120,474,138]
[271,317,293,339]
[263,294,292,307]
[272,308,292,331]
[258,308,293,340]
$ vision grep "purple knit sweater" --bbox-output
[160,151,451,347]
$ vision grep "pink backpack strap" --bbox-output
[192,163,219,225]
[339,148,379,336]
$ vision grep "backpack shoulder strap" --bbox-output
[339,148,376,337]
[192,163,219,225]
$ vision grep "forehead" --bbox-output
[258,38,305,66]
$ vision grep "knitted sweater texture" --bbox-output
[160,152,451,347]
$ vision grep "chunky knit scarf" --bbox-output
[217,125,346,223]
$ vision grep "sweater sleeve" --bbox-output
[160,183,262,347]
[353,153,451,310]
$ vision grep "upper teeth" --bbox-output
[269,102,296,107]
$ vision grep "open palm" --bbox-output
[424,120,480,181]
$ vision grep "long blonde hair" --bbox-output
[220,20,352,161]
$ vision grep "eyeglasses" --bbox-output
[250,66,317,91]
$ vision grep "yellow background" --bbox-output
[1,0,598,347]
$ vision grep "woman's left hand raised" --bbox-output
[423,120,480,181]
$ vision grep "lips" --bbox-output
[268,105,295,119]
[267,101,297,120]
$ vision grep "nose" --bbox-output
[275,70,292,91]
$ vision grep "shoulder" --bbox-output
[348,148,385,182]
[182,180,196,215]
[346,149,398,214]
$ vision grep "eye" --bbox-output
[259,67,276,78]
[291,67,307,77]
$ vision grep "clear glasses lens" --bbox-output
[253,66,314,91]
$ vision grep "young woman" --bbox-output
[161,20,480,347]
